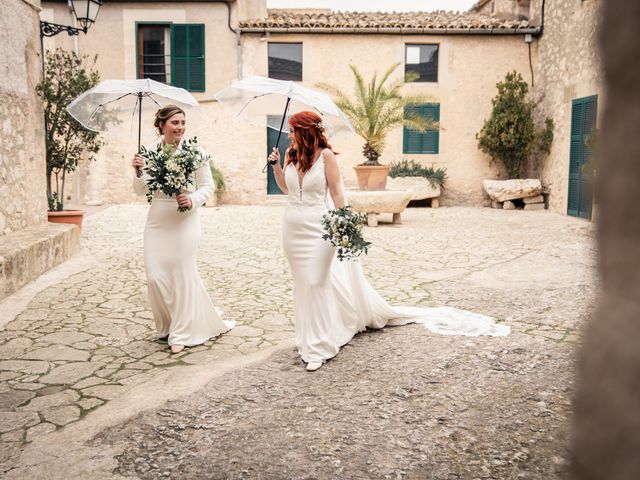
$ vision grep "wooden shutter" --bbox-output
[403,103,440,154]
[568,95,597,219]
[171,24,205,92]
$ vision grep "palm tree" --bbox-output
[317,62,439,166]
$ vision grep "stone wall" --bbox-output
[0,0,47,235]
[534,0,603,214]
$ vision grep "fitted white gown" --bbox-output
[282,150,509,364]
[133,141,234,346]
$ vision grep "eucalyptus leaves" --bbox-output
[322,207,372,261]
[141,137,209,212]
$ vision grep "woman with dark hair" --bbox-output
[131,105,234,353]
[269,111,508,371]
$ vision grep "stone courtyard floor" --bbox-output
[0,205,596,479]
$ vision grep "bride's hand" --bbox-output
[176,193,192,210]
[132,154,144,177]
[268,147,280,165]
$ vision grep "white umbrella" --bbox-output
[214,76,354,171]
[66,79,202,151]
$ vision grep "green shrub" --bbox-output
[476,71,554,179]
[388,159,447,188]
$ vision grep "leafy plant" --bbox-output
[36,48,103,211]
[476,71,554,179]
[317,63,439,166]
[209,163,226,200]
[388,159,447,188]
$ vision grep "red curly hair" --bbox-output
[287,111,337,172]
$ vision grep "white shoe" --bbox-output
[306,361,323,371]
[170,344,185,354]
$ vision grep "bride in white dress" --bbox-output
[131,105,234,353]
[269,111,508,371]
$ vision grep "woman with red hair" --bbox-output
[269,111,509,371]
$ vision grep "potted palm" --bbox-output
[318,63,438,190]
[36,48,103,228]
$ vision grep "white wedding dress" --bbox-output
[282,149,509,364]
[133,140,234,346]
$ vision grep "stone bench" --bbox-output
[0,223,80,301]
[483,179,547,211]
[346,189,413,227]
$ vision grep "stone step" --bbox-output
[0,223,80,301]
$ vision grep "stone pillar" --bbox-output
[570,2,640,479]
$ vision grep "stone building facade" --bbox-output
[41,0,538,207]
[39,0,602,217]
[473,0,603,218]
[534,0,602,217]
[0,0,47,235]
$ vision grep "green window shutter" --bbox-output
[403,103,440,154]
[568,101,584,217]
[171,24,205,92]
[568,95,597,219]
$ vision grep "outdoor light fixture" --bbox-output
[40,0,102,37]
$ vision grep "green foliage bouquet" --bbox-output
[141,137,209,212]
[322,207,372,261]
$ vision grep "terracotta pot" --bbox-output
[48,210,84,230]
[353,164,390,191]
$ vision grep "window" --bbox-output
[403,104,440,154]
[405,44,439,83]
[137,23,205,92]
[138,24,171,83]
[268,43,302,81]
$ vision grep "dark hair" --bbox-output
[154,105,185,135]
[287,111,336,173]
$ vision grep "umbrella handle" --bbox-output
[136,93,143,176]
[262,97,291,173]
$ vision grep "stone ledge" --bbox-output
[0,223,80,301]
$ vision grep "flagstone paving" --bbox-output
[0,205,596,477]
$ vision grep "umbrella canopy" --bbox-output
[214,75,354,135]
[66,79,203,149]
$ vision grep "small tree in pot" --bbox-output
[36,48,103,223]
[318,63,438,190]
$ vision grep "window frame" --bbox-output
[135,21,206,93]
[268,42,303,81]
[404,43,439,83]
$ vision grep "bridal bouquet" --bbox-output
[141,137,209,212]
[321,206,372,261]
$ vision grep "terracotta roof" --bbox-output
[239,9,536,34]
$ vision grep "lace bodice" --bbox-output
[284,150,328,208]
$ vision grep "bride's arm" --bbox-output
[324,150,345,209]
[187,161,214,209]
[270,147,289,195]
[131,153,148,195]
